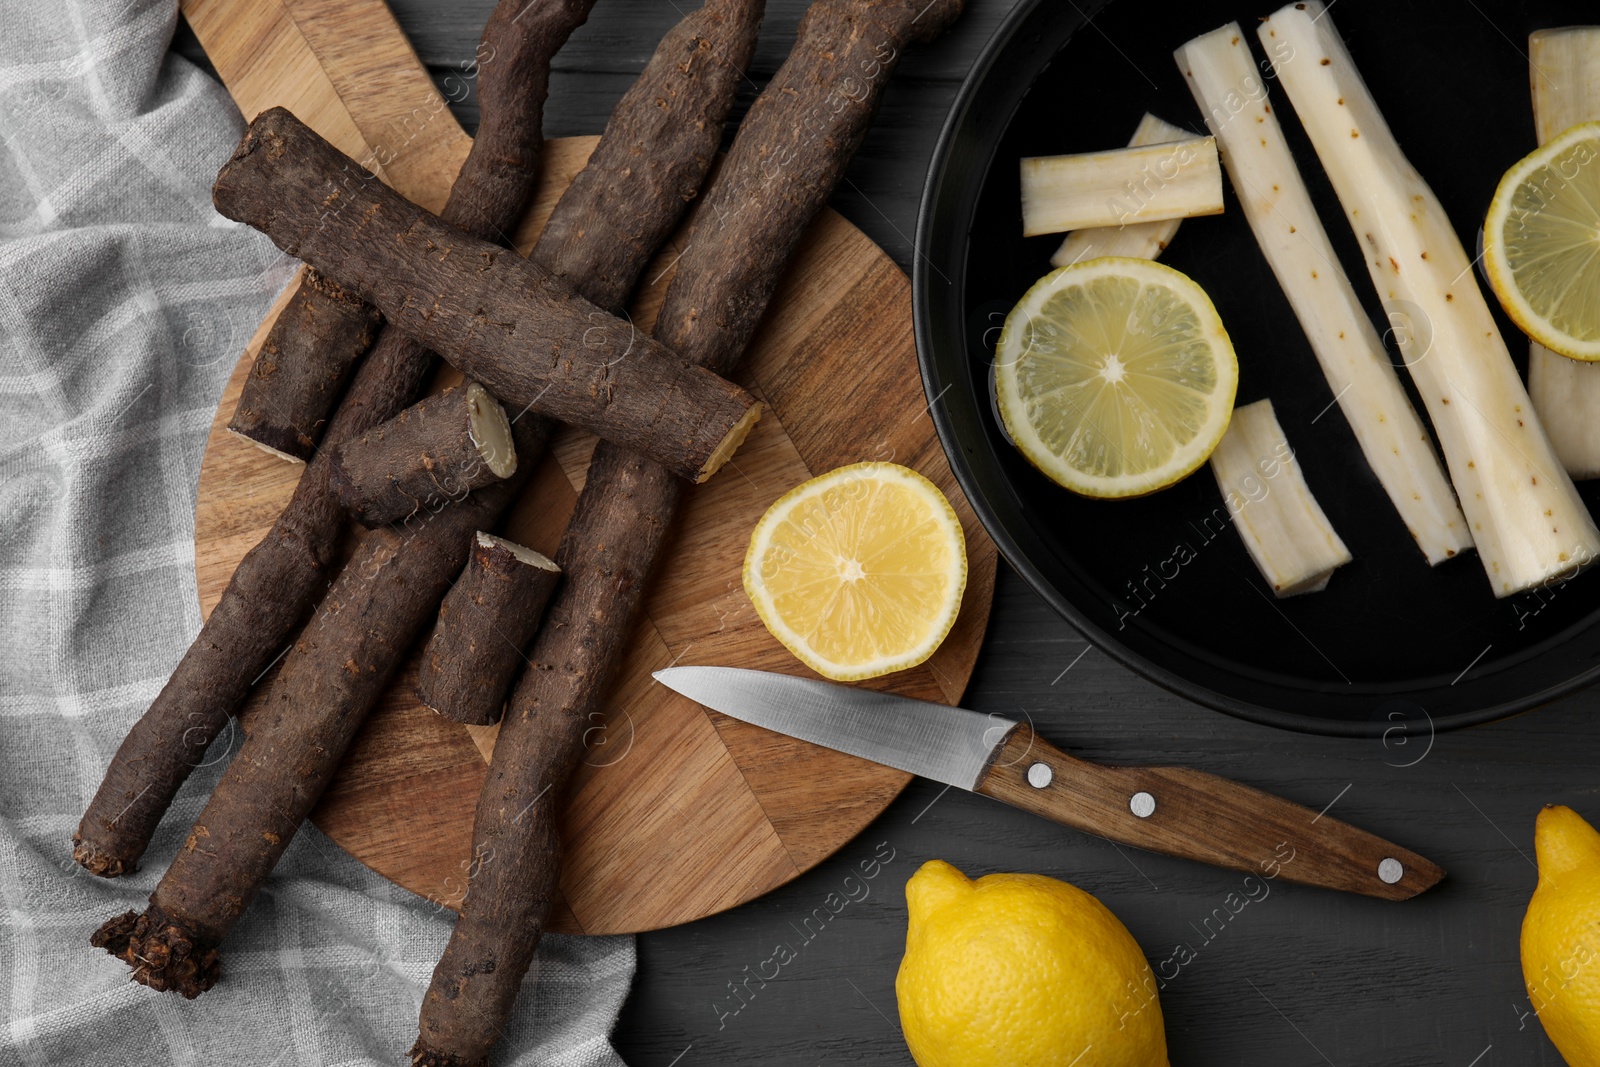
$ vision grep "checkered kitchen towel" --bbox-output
[0,2,633,1064]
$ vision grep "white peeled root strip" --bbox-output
[1530,27,1600,142]
[1526,28,1600,479]
[1020,136,1223,236]
[1051,114,1196,267]
[1530,354,1600,479]
[1262,2,1600,597]
[1176,24,1470,566]
[1210,399,1351,597]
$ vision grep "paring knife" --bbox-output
[654,666,1444,901]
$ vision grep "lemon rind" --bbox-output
[1485,120,1600,362]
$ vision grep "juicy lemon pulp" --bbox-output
[743,463,967,681]
[1486,121,1600,360]
[995,256,1238,497]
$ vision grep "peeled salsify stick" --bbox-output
[72,0,599,879]
[1525,28,1600,479]
[410,1,964,1063]
[1211,399,1351,596]
[212,108,763,484]
[1176,23,1470,565]
[89,0,767,996]
[329,381,518,528]
[1050,113,1195,268]
[1262,1,1600,597]
[1020,135,1223,236]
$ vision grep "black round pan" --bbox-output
[914,0,1600,736]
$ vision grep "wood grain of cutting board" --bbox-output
[183,0,995,934]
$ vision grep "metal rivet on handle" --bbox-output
[1377,857,1404,884]
[1027,762,1053,789]
[1130,791,1156,819]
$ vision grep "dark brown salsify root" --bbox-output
[94,419,549,996]
[654,0,964,370]
[91,905,220,999]
[71,324,430,881]
[73,0,596,879]
[415,533,560,726]
[410,0,962,1062]
[411,449,673,1067]
[392,0,768,729]
[329,382,518,528]
[227,268,384,462]
[531,0,765,302]
[90,0,750,1000]
[211,107,762,484]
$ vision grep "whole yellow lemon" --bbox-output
[1523,805,1600,1066]
[895,859,1168,1067]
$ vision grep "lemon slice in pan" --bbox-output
[994,256,1238,498]
[1485,121,1600,360]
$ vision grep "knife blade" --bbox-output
[654,665,1444,901]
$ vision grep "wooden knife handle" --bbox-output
[975,725,1443,900]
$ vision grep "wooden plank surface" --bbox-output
[169,0,1600,1065]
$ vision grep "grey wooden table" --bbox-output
[175,2,1590,1064]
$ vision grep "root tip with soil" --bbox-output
[92,908,220,999]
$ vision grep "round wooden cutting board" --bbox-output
[194,136,997,935]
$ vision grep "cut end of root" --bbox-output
[474,531,558,571]
[409,1042,487,1067]
[72,837,130,878]
[697,402,763,483]
[226,425,310,465]
[91,907,220,999]
[465,382,518,480]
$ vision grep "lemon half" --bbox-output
[743,463,967,681]
[1485,121,1600,361]
[995,256,1238,498]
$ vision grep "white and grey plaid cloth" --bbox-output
[0,2,634,1063]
